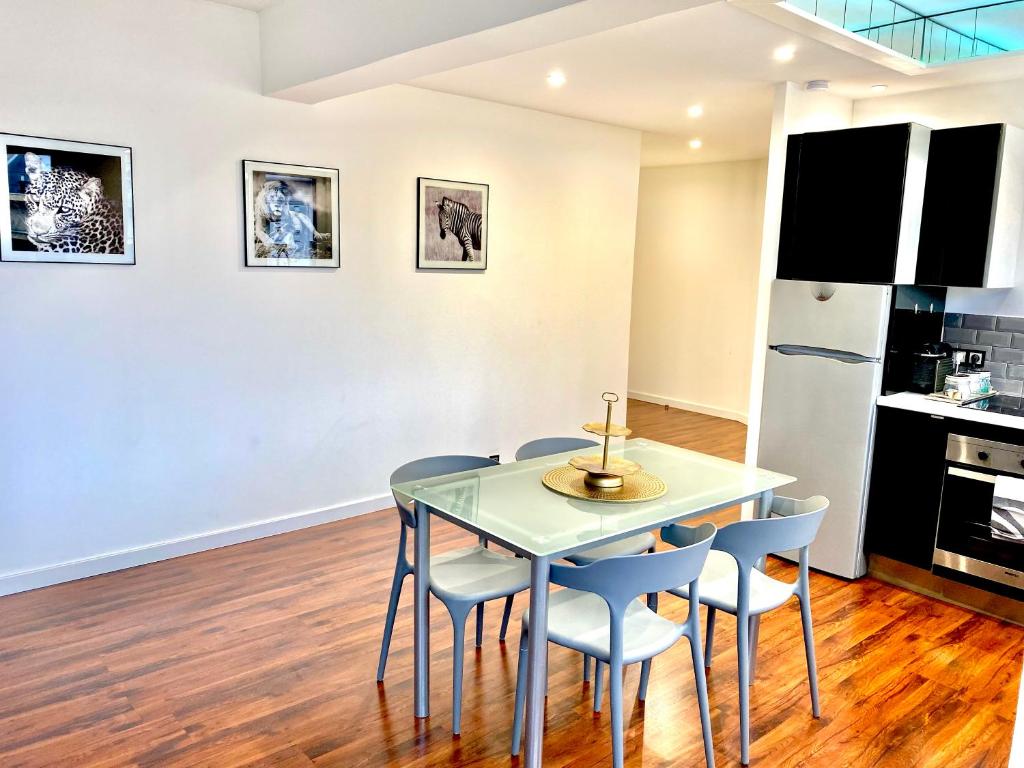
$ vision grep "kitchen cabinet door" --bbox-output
[777,123,927,285]
[864,407,948,569]
[916,124,1002,288]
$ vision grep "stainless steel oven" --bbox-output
[935,434,1024,596]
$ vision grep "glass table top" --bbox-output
[391,439,795,558]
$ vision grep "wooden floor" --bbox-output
[0,399,1020,767]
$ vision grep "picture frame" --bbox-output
[417,177,488,270]
[0,133,135,265]
[243,159,340,268]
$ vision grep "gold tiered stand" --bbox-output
[572,392,638,489]
[542,392,667,503]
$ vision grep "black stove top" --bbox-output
[962,394,1024,416]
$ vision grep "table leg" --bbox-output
[523,555,551,768]
[749,489,773,682]
[414,500,431,718]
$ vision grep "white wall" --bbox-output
[854,77,1024,316]
[1012,671,1024,768]
[628,160,767,423]
[0,0,641,594]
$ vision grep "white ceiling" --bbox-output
[202,0,278,11]
[199,0,1024,164]
[409,1,1024,165]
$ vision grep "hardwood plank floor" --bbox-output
[0,399,1019,767]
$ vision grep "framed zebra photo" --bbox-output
[417,177,488,270]
[0,133,135,265]
[243,160,340,268]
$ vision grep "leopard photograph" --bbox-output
[3,139,131,263]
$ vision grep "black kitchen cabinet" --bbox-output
[778,123,928,284]
[916,124,1004,287]
[865,406,948,568]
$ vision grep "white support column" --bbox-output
[743,82,853,516]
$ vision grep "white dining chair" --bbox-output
[664,495,829,765]
[510,522,718,768]
[376,455,532,734]
[513,436,659,694]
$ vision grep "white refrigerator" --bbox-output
[757,280,892,579]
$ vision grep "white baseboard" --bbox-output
[0,493,392,597]
[628,390,748,425]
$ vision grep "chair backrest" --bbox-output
[390,455,497,528]
[708,495,829,573]
[549,522,716,616]
[515,437,599,461]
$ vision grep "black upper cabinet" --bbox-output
[778,124,927,285]
[917,124,1006,288]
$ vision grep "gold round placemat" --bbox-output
[542,465,667,503]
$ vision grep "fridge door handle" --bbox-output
[770,344,881,364]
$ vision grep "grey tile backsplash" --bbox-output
[960,313,998,331]
[943,313,1024,395]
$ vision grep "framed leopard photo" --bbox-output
[0,134,135,265]
[417,177,488,271]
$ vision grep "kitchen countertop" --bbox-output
[877,391,1024,430]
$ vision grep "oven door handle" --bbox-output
[948,466,997,483]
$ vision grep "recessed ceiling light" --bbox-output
[773,44,796,62]
[687,104,704,118]
[546,70,566,88]
[689,138,703,150]
[871,84,889,93]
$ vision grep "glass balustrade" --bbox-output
[785,0,1024,64]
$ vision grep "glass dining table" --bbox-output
[390,437,795,767]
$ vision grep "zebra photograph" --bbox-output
[417,177,488,270]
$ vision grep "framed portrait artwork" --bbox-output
[0,133,135,265]
[243,160,340,268]
[417,177,488,270]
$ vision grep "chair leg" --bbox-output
[451,606,472,735]
[503,553,524,642]
[689,635,716,768]
[594,660,606,712]
[546,646,550,697]
[638,658,652,702]
[609,659,625,768]
[704,606,716,671]
[510,627,529,755]
[646,544,658,611]
[737,611,751,766]
[499,595,514,642]
[748,616,758,686]
[799,594,821,718]
[376,560,408,682]
[475,602,484,648]
[583,654,592,683]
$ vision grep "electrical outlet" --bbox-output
[966,351,986,368]
[489,454,500,463]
